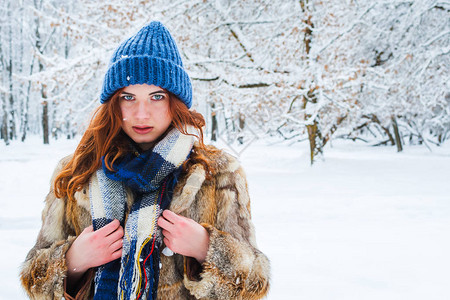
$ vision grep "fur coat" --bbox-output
[20,144,270,299]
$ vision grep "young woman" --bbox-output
[20,21,270,300]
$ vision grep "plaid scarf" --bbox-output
[89,127,194,300]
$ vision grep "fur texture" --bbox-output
[20,145,270,299]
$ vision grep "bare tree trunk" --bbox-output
[19,4,30,142]
[21,57,34,142]
[392,116,403,152]
[1,97,9,145]
[0,6,9,145]
[210,102,218,142]
[40,60,49,144]
[34,0,49,144]
[306,120,323,164]
[237,112,245,144]
[21,69,32,141]
[39,61,50,145]
[300,0,322,164]
[7,60,15,140]
[42,98,49,144]
[7,1,16,141]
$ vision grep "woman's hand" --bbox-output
[157,210,210,263]
[66,219,124,284]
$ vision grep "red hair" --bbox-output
[54,89,212,205]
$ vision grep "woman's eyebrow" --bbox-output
[120,90,166,96]
[149,90,166,95]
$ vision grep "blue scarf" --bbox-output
[89,127,194,299]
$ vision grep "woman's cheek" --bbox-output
[119,103,132,122]
[121,109,133,123]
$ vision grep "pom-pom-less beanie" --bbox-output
[100,21,192,108]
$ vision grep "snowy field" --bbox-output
[1,137,449,300]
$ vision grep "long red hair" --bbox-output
[54,89,211,204]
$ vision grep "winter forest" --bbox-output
[0,0,448,162]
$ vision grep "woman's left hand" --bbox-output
[157,210,210,263]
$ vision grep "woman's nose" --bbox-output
[135,99,152,119]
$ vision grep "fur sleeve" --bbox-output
[183,161,271,299]
[20,157,77,300]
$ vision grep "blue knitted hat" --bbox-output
[100,21,192,108]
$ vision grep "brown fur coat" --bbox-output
[20,145,270,299]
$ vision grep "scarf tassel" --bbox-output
[119,238,160,300]
[140,239,160,299]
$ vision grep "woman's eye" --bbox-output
[122,95,134,101]
[152,94,165,101]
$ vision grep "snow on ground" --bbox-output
[1,137,449,300]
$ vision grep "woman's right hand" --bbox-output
[66,219,124,281]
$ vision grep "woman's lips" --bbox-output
[132,126,153,134]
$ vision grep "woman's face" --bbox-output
[119,84,172,151]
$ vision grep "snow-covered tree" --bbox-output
[1,0,448,165]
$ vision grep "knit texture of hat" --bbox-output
[100,21,192,108]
